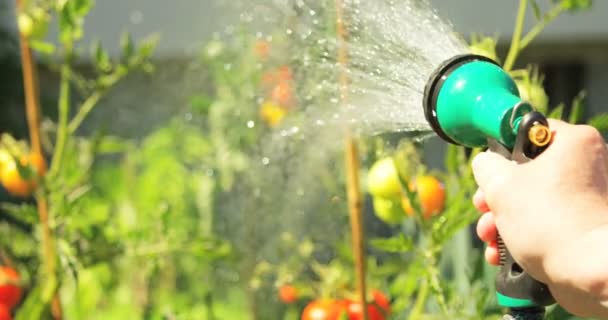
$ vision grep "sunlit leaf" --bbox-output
[588,114,608,134]
[370,234,413,253]
[568,91,586,124]
[548,105,564,120]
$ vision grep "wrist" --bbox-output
[545,223,608,303]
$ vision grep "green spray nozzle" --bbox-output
[423,54,533,149]
[422,54,556,313]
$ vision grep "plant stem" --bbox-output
[49,60,72,179]
[503,0,528,71]
[336,1,368,320]
[68,90,104,134]
[408,277,429,320]
[15,1,62,318]
[519,4,565,51]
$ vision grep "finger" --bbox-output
[473,189,490,213]
[476,212,497,243]
[485,241,500,266]
[472,151,515,203]
[547,118,569,130]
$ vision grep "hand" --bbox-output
[472,119,608,318]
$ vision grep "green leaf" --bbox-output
[29,40,55,54]
[568,91,586,124]
[548,105,564,120]
[137,34,160,58]
[370,234,413,253]
[91,40,112,72]
[120,32,134,62]
[530,0,542,19]
[15,278,56,320]
[588,114,608,134]
[97,136,131,154]
[72,0,94,17]
[559,0,592,12]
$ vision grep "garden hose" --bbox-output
[422,54,555,318]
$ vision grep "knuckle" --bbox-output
[575,125,604,145]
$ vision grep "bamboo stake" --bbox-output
[335,1,368,319]
[15,1,62,318]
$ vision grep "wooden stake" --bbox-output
[15,1,62,318]
[335,1,368,319]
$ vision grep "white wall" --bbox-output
[3,0,607,57]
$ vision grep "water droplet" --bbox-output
[130,11,143,25]
[247,121,255,128]
[286,29,293,35]
[262,157,270,165]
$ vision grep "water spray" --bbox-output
[423,54,555,320]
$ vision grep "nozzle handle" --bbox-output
[489,111,556,312]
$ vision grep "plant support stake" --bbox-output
[336,1,369,320]
[15,1,62,318]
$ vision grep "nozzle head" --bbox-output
[423,54,531,149]
[423,54,498,145]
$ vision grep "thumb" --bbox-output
[472,151,515,200]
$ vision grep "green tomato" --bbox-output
[18,8,49,40]
[373,196,404,225]
[18,14,34,37]
[367,157,402,198]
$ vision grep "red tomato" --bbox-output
[0,267,22,309]
[302,299,347,320]
[371,290,391,315]
[345,301,385,320]
[279,285,298,304]
[0,304,10,320]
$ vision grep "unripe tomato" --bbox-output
[260,102,287,127]
[17,14,34,37]
[372,197,404,225]
[367,158,402,199]
[0,304,11,320]
[402,175,446,219]
[279,285,298,304]
[28,152,47,177]
[0,267,22,309]
[302,299,345,320]
[0,151,46,197]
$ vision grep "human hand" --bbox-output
[472,119,608,317]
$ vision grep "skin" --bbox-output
[472,119,608,318]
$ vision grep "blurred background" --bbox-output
[2,0,607,162]
[0,1,606,319]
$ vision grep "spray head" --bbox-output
[423,54,535,149]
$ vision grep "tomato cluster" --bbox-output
[367,157,445,224]
[0,150,46,198]
[301,291,390,320]
[0,267,23,320]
